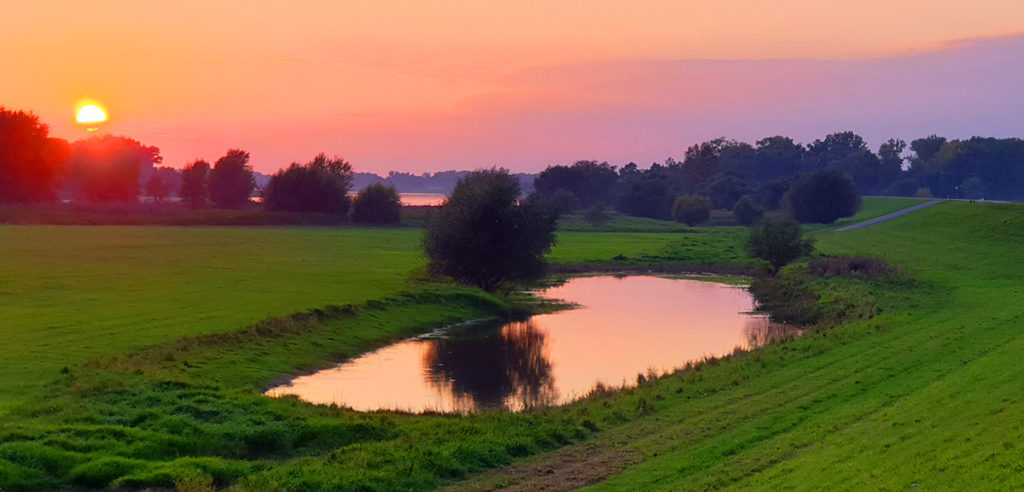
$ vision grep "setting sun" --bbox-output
[75,103,107,125]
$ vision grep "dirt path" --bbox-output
[834,200,940,232]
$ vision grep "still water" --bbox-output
[399,193,446,206]
[266,276,795,413]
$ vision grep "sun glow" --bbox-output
[76,103,107,125]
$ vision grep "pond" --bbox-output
[265,276,796,413]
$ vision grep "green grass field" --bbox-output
[2,198,1019,490]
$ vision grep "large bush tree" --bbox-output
[351,183,401,224]
[672,195,711,226]
[423,168,558,292]
[263,153,353,215]
[784,170,861,224]
[0,108,69,203]
[209,149,255,209]
[746,216,815,274]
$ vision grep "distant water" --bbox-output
[267,276,798,413]
[399,193,446,206]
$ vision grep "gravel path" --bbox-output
[834,200,940,232]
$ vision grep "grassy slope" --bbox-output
[803,196,929,232]
[0,226,424,412]
[557,201,1024,490]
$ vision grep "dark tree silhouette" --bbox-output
[351,183,401,224]
[262,153,353,215]
[704,174,752,210]
[618,177,673,219]
[732,195,764,226]
[784,170,861,224]
[179,160,210,208]
[0,108,69,203]
[422,168,558,292]
[746,216,815,274]
[672,194,711,226]
[144,175,172,203]
[533,160,618,208]
[209,149,255,209]
[65,135,157,203]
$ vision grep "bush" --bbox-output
[914,187,933,198]
[732,194,763,226]
[583,201,611,227]
[672,195,711,226]
[351,183,401,224]
[746,215,815,274]
[263,154,353,215]
[705,174,752,210]
[423,168,558,291]
[784,170,861,224]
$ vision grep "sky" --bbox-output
[3,1,1024,174]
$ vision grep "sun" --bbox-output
[76,103,107,125]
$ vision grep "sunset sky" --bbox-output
[4,1,1024,173]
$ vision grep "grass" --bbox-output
[4,197,1015,490]
[802,196,929,232]
[0,226,425,413]
[450,200,1024,491]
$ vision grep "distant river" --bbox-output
[399,193,446,206]
[266,276,797,413]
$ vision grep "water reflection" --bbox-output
[424,321,558,411]
[267,276,798,413]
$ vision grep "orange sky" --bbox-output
[4,1,1024,173]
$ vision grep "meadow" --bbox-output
[3,197,1014,490]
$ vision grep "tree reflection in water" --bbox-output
[742,317,802,349]
[422,321,558,412]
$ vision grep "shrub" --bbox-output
[351,183,401,224]
[784,170,861,224]
[263,154,353,215]
[914,187,933,198]
[583,201,611,227]
[672,195,711,226]
[422,168,558,291]
[746,215,815,274]
[732,194,763,226]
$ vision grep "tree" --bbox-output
[144,175,172,203]
[784,170,861,224]
[179,160,210,208]
[618,177,673,219]
[533,161,618,208]
[209,149,255,208]
[746,216,815,274]
[65,135,154,203]
[704,174,752,210]
[583,201,611,227]
[262,153,353,215]
[0,108,69,203]
[422,168,558,292]
[732,195,763,226]
[672,195,711,226]
[351,183,401,224]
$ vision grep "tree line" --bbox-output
[0,108,401,224]
[530,131,1024,225]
